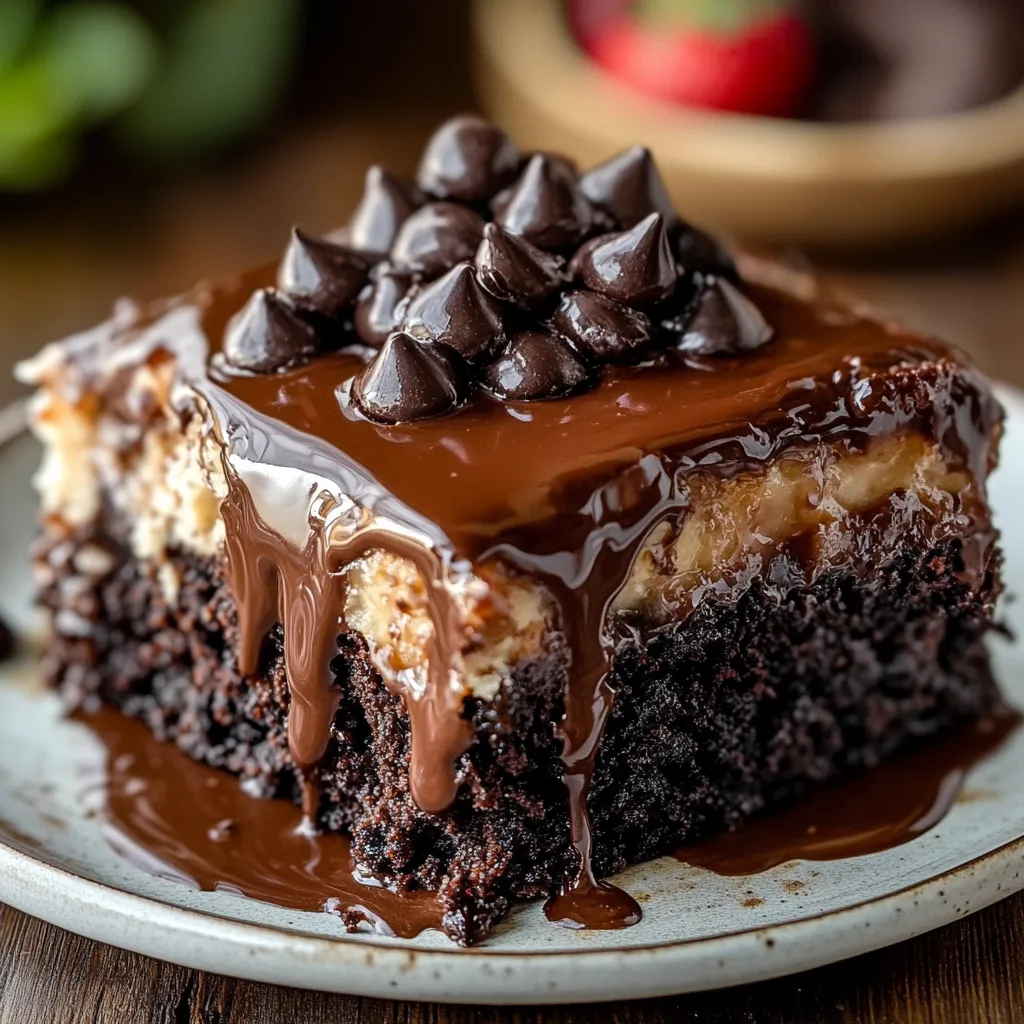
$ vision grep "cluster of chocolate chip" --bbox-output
[222,115,774,424]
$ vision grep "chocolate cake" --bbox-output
[18,116,1004,944]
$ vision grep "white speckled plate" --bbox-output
[0,388,1023,1005]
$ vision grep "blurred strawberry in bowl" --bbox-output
[569,0,816,117]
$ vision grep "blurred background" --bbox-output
[2,0,1024,409]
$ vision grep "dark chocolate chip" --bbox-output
[416,114,520,203]
[278,229,369,318]
[336,165,421,258]
[569,213,677,308]
[222,289,319,373]
[474,222,566,308]
[402,262,506,363]
[354,266,416,348]
[550,290,653,363]
[677,276,774,356]
[350,331,464,424]
[492,154,594,251]
[579,146,681,230]
[389,201,485,279]
[483,330,593,401]
[523,151,579,180]
[673,225,738,279]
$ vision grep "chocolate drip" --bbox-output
[218,453,473,816]
[488,454,687,928]
[220,482,348,819]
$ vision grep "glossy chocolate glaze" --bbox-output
[679,712,1021,876]
[46,264,1002,932]
[80,707,446,938]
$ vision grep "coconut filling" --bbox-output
[23,358,983,706]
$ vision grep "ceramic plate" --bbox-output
[0,389,1022,1005]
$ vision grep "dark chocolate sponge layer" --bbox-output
[36,516,1002,945]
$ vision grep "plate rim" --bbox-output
[0,807,1020,1003]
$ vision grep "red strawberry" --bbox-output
[579,0,816,118]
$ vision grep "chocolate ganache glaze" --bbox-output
[49,117,1002,931]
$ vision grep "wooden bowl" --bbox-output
[472,0,1024,247]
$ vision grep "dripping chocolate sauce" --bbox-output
[57,267,1003,932]
[73,706,1020,939]
[678,712,1021,875]
[219,478,472,820]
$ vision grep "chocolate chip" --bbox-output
[483,330,593,401]
[417,115,520,203]
[523,151,579,180]
[389,202,485,279]
[673,225,738,279]
[492,154,594,251]
[569,213,677,308]
[677,276,774,356]
[579,146,680,230]
[278,229,370,318]
[354,266,416,348]
[550,290,653,363]
[336,166,421,258]
[350,331,464,423]
[402,262,506,363]
[223,289,319,373]
[474,222,566,309]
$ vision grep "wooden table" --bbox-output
[2,23,1024,1020]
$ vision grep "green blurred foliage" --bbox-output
[121,0,300,159]
[0,0,302,190]
[43,3,158,120]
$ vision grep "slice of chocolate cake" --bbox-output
[18,116,1004,944]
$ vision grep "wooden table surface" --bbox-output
[3,9,1024,1018]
